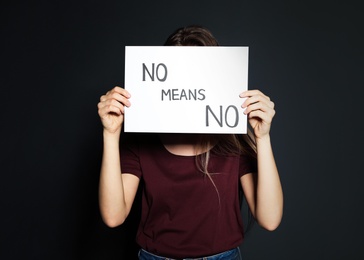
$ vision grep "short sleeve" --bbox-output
[239,154,257,177]
[120,133,142,178]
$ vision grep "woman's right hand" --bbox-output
[97,86,131,134]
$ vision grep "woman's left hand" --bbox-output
[240,89,276,139]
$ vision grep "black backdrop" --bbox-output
[1,1,362,259]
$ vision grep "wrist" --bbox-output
[255,134,271,144]
[103,129,121,142]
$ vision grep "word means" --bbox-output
[161,89,206,101]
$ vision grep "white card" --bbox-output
[124,46,249,133]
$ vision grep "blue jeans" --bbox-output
[138,247,242,260]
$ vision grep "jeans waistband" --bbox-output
[138,247,241,260]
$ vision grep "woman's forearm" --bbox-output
[99,131,127,227]
[255,135,283,230]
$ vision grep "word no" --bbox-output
[206,105,239,128]
[143,63,167,82]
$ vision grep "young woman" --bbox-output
[97,25,283,260]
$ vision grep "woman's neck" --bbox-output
[159,134,215,156]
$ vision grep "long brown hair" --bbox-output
[164,25,257,175]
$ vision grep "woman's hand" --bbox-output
[240,89,275,139]
[97,86,131,134]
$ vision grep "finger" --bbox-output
[240,89,268,99]
[99,95,125,110]
[101,86,131,102]
[98,103,123,117]
[242,94,273,109]
[99,98,125,112]
[109,86,131,98]
[100,92,130,108]
[240,91,270,106]
[100,95,107,102]
[244,96,275,111]
[248,110,273,124]
[108,92,131,107]
[243,99,276,119]
[243,102,267,114]
[245,104,276,119]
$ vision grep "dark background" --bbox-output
[1,0,362,259]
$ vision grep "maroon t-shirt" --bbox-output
[120,134,256,259]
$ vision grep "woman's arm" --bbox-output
[239,90,283,231]
[97,87,140,227]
